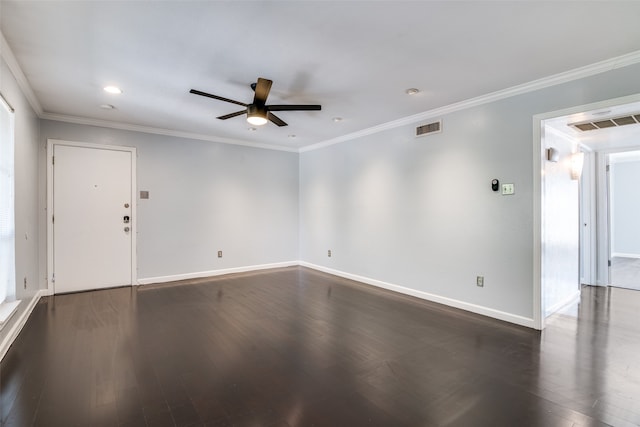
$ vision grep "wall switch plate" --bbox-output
[217,251,222,258]
[501,183,515,195]
[476,276,484,287]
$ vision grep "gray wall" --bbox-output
[299,62,640,321]
[611,159,640,256]
[5,49,640,330]
[40,121,300,282]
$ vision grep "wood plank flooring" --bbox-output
[2,266,640,426]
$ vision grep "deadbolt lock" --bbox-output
[124,203,130,208]
[124,227,130,232]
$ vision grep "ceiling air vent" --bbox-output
[416,120,442,137]
[569,114,640,132]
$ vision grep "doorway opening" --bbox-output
[534,94,640,329]
[609,150,640,291]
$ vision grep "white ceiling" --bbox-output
[3,1,640,150]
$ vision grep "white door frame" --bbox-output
[532,93,640,329]
[46,139,137,294]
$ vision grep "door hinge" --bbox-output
[52,215,54,223]
[52,156,55,165]
[606,164,610,172]
[608,260,612,267]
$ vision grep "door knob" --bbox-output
[123,215,130,224]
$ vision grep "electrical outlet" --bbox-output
[476,276,484,287]
[328,249,332,257]
[217,251,223,258]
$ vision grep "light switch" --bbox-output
[501,183,515,195]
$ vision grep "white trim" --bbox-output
[544,125,578,145]
[301,50,640,153]
[532,119,543,330]
[299,262,534,328]
[0,300,20,327]
[0,290,45,361]
[0,31,43,115]
[46,139,137,294]
[612,253,640,259]
[137,261,298,285]
[40,113,299,153]
[545,290,581,318]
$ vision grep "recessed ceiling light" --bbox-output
[100,104,115,110]
[405,88,419,95]
[103,86,122,94]
[332,117,343,122]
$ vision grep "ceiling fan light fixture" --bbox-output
[246,105,268,126]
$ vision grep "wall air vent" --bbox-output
[569,114,640,132]
[416,120,442,137]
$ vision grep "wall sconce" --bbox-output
[570,152,585,180]
[547,147,559,162]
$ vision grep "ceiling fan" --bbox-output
[190,78,321,127]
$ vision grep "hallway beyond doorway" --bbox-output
[611,256,640,290]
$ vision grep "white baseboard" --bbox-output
[138,261,299,285]
[2,261,538,361]
[545,289,581,318]
[612,252,640,259]
[299,262,535,328]
[0,290,46,361]
[0,300,21,327]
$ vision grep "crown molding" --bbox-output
[40,112,299,153]
[301,49,640,153]
[3,23,640,155]
[0,31,43,116]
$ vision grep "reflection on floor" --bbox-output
[611,256,640,291]
[2,268,640,426]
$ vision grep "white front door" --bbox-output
[52,142,135,293]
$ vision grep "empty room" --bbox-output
[1,1,640,426]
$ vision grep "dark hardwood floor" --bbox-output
[2,267,640,426]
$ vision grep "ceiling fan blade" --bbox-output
[190,89,247,107]
[253,78,273,105]
[268,112,288,127]
[217,110,246,120]
[267,105,322,111]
